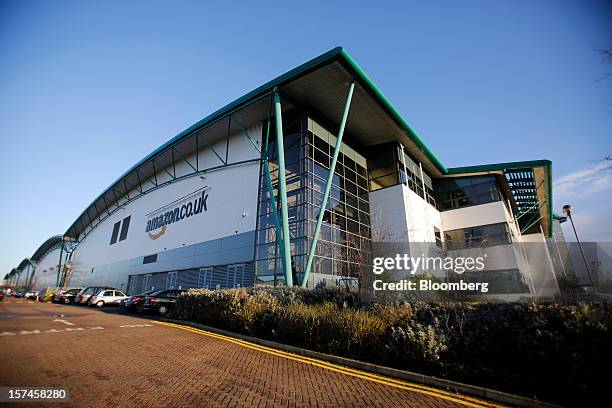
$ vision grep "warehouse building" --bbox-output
[6,47,561,299]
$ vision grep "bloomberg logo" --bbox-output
[145,187,209,240]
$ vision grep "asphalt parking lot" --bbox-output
[0,301,499,407]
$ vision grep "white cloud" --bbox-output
[554,160,612,201]
[555,160,612,242]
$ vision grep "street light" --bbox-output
[562,205,595,289]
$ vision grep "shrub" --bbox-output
[275,302,386,358]
[171,287,612,406]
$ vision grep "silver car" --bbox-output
[74,286,114,305]
[88,289,129,307]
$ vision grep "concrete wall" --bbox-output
[521,232,560,299]
[369,184,441,243]
[440,201,512,232]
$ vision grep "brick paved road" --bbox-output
[0,301,496,407]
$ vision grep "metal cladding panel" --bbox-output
[127,275,144,295]
[29,246,64,291]
[177,269,199,289]
[212,266,228,288]
[70,133,260,285]
[150,273,167,291]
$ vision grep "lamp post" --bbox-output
[562,205,595,289]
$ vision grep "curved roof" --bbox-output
[16,258,32,271]
[63,46,553,239]
[64,47,452,241]
[31,235,63,262]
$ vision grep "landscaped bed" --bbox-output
[171,287,611,406]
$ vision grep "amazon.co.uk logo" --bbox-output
[145,189,209,240]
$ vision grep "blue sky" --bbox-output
[1,0,611,274]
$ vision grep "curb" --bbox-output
[160,317,561,408]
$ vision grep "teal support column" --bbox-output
[261,96,286,284]
[302,82,355,288]
[274,90,293,287]
[24,264,30,290]
[27,265,36,289]
[55,239,64,288]
[264,159,286,279]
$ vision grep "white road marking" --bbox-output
[119,324,153,328]
[0,327,105,336]
[54,319,75,326]
[20,330,41,335]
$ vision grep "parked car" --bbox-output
[74,287,115,305]
[121,290,157,312]
[88,289,129,308]
[0,292,4,301]
[140,289,186,315]
[53,288,83,304]
[24,291,40,300]
[13,291,24,298]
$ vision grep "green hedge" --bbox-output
[172,287,611,406]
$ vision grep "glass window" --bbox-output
[445,223,510,249]
[110,221,120,245]
[313,148,329,168]
[434,227,442,248]
[314,134,328,153]
[119,216,131,241]
[345,205,358,221]
[435,176,501,211]
[256,117,372,283]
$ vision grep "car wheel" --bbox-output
[158,305,169,315]
[64,298,70,304]
[96,300,105,308]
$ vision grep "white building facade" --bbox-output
[6,47,562,300]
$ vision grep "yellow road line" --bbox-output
[154,320,505,408]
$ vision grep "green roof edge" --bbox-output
[447,160,553,237]
[547,162,553,237]
[64,46,347,237]
[446,159,552,174]
[64,46,553,238]
[337,49,448,173]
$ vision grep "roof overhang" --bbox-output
[63,46,553,240]
[64,47,449,240]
